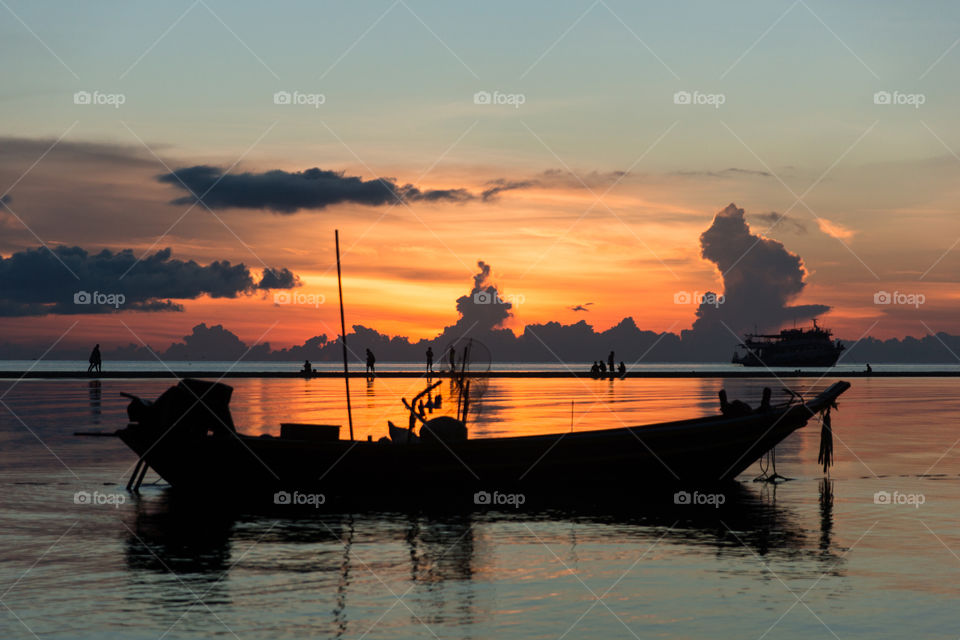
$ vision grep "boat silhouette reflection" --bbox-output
[122,481,842,635]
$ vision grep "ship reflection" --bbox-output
[123,482,841,636]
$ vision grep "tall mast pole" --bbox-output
[335,230,354,440]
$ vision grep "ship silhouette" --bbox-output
[732,319,844,367]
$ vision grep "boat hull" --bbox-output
[117,382,850,506]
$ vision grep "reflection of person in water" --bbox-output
[88,379,101,424]
[87,344,102,373]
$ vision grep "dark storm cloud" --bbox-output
[0,245,301,316]
[257,267,300,289]
[158,166,475,213]
[446,261,513,335]
[689,203,828,338]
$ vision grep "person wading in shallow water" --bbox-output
[365,349,376,377]
[88,344,102,374]
[426,347,434,374]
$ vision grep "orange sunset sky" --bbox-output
[2,2,960,352]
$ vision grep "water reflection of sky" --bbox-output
[1,377,959,638]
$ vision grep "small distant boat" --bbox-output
[111,378,851,504]
[732,319,845,367]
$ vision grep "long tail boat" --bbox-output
[112,378,850,505]
[105,231,851,506]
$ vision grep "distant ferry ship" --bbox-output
[732,320,845,367]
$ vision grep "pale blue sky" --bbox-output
[3,0,959,169]
[3,0,960,345]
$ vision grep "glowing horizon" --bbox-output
[2,1,960,354]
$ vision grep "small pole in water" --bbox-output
[335,230,354,441]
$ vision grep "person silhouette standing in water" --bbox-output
[88,344,102,374]
[448,346,456,373]
[365,349,376,377]
[426,347,434,374]
[607,351,615,375]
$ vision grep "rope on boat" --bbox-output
[754,447,790,483]
[817,406,834,474]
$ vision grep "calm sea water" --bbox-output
[1,375,958,639]
[3,359,960,374]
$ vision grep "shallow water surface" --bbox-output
[1,376,958,638]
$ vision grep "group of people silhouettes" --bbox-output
[89,340,634,381]
[424,346,462,374]
[298,349,376,377]
[590,350,626,379]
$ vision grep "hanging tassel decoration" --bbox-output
[817,406,834,474]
